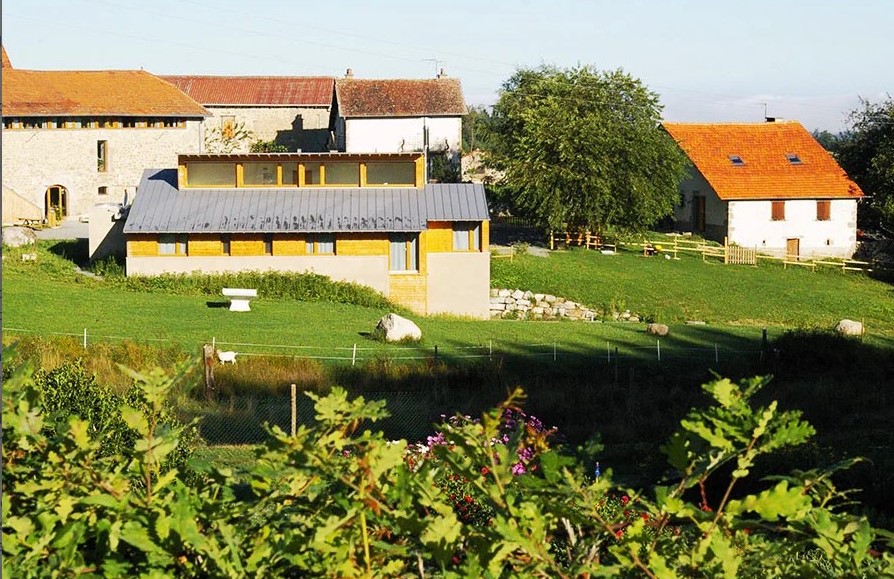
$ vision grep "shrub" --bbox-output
[3,364,893,577]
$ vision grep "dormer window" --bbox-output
[786,153,802,165]
[729,155,745,166]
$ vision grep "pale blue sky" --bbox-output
[2,0,890,131]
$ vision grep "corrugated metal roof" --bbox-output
[124,169,487,234]
[423,183,488,221]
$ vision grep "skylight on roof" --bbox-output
[786,153,802,165]
[729,155,745,166]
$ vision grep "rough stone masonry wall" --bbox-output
[490,288,641,322]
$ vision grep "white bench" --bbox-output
[222,288,257,312]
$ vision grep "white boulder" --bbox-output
[2,226,37,248]
[646,323,670,337]
[376,313,422,342]
[835,319,864,337]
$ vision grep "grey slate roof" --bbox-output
[123,169,488,234]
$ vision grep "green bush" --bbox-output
[3,363,892,577]
[110,270,397,309]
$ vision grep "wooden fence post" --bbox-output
[202,344,216,401]
[291,383,297,437]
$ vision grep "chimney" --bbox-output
[437,68,446,79]
[765,116,776,123]
[345,68,354,78]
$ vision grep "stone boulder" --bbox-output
[375,313,422,342]
[646,323,670,337]
[835,319,864,337]
[2,226,37,248]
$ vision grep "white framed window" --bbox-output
[159,233,187,255]
[453,222,481,251]
[306,233,335,254]
[390,233,418,271]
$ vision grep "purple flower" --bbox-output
[517,446,534,462]
[511,462,527,476]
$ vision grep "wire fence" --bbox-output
[4,325,765,366]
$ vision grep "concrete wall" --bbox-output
[89,204,127,260]
[1,121,203,218]
[202,105,331,153]
[728,199,858,258]
[126,254,390,294]
[341,116,462,158]
[426,252,491,319]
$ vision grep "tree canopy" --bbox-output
[834,96,894,231]
[487,65,687,232]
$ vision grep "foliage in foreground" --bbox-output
[3,361,893,577]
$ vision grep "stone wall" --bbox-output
[489,288,641,322]
[1,121,203,218]
[202,105,331,153]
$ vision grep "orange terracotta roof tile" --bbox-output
[2,69,208,117]
[1,45,11,69]
[335,78,466,117]
[161,75,334,106]
[662,121,863,200]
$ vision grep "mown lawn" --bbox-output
[492,246,894,332]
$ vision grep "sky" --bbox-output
[2,0,891,132]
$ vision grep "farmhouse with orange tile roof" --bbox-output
[162,75,335,153]
[1,52,207,223]
[662,121,863,258]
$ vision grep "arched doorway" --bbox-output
[45,185,68,221]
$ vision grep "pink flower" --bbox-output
[511,462,527,476]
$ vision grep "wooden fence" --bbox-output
[547,231,883,275]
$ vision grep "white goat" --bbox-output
[217,350,238,364]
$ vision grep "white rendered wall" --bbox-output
[126,255,390,295]
[426,252,491,319]
[728,199,858,258]
[343,117,462,157]
[1,121,202,218]
[673,170,728,241]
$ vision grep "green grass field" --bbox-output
[4,239,893,526]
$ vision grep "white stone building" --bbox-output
[1,51,208,221]
[333,71,466,171]
[663,121,864,258]
[161,75,335,153]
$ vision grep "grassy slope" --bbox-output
[492,247,894,332]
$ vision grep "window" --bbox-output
[326,162,360,185]
[366,162,415,185]
[97,140,108,172]
[186,163,236,186]
[771,201,785,221]
[816,200,831,221]
[729,155,745,166]
[390,233,418,271]
[306,233,335,254]
[264,234,273,256]
[159,234,187,255]
[98,186,108,196]
[243,162,278,185]
[304,162,322,185]
[453,222,481,251]
[786,153,802,165]
[221,116,236,139]
[221,234,231,256]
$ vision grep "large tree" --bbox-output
[487,65,687,232]
[834,96,894,231]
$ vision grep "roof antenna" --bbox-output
[422,58,443,78]
[760,102,776,123]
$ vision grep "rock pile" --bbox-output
[489,288,641,322]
